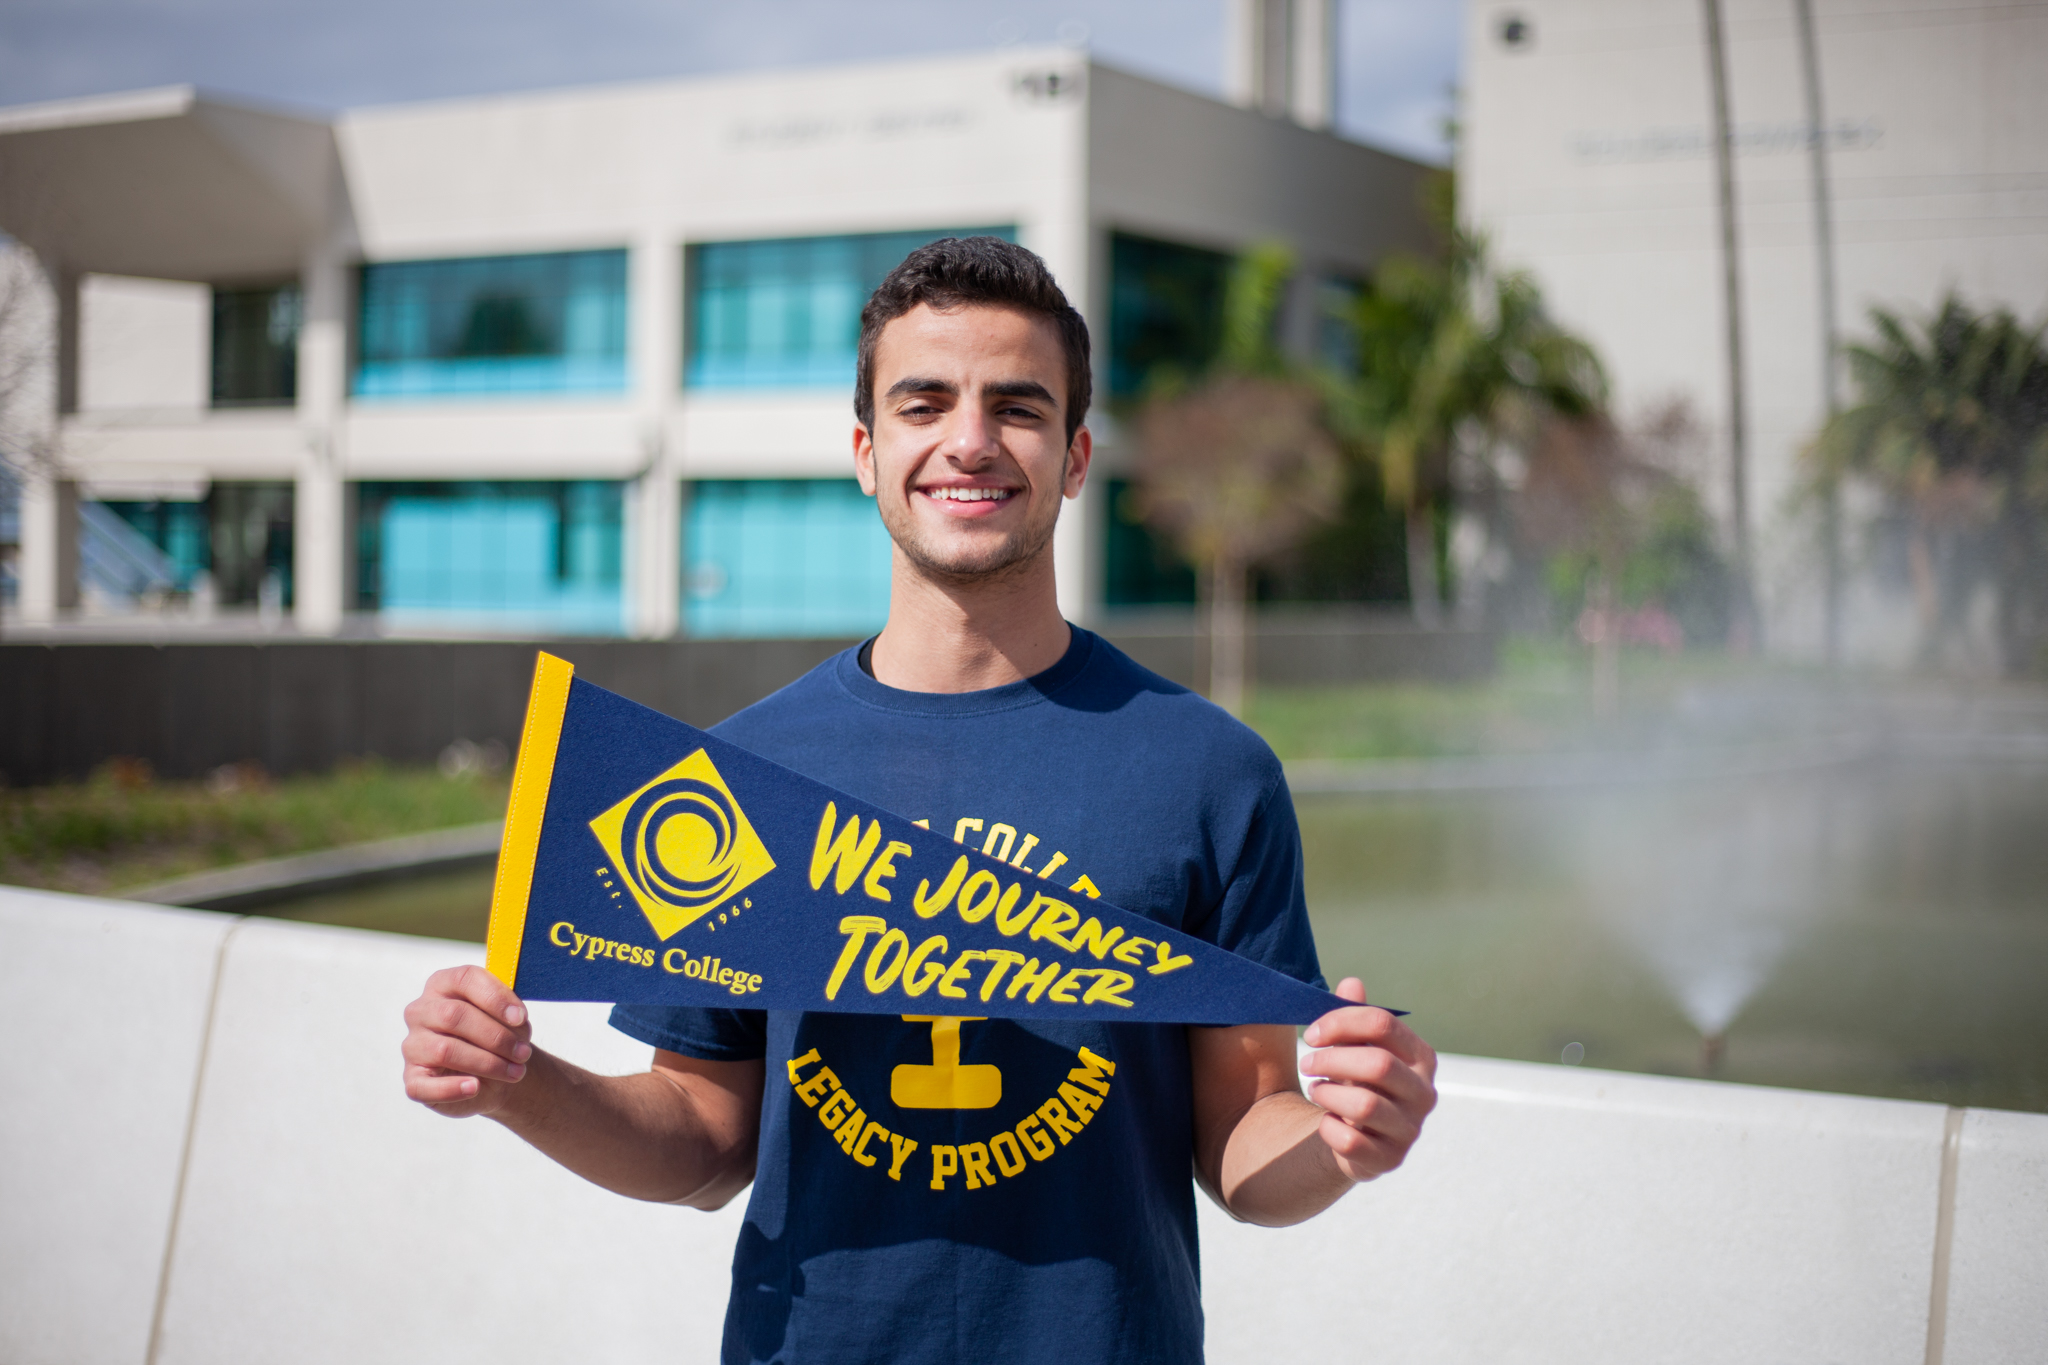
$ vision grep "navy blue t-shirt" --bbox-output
[611,627,1322,1365]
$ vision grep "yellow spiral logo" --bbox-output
[588,750,776,939]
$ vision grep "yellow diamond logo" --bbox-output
[588,749,776,940]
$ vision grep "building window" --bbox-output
[97,482,295,606]
[354,250,628,399]
[1316,276,1363,376]
[685,227,1015,391]
[355,481,623,634]
[1108,231,1232,397]
[684,479,891,637]
[212,284,300,406]
[1102,478,1197,607]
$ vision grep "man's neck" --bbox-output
[866,551,1071,694]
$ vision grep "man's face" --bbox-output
[854,302,1091,585]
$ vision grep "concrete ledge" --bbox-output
[0,891,236,1365]
[151,920,741,1365]
[125,820,503,910]
[2,887,2043,1364]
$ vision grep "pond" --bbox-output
[263,750,2048,1114]
[1301,754,2048,1113]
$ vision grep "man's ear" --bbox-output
[853,423,878,496]
[1062,425,1093,499]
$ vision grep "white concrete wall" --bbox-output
[1462,0,2048,662]
[76,274,208,415]
[3,885,2044,1364]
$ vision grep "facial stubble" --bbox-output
[877,457,1068,590]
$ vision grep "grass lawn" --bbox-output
[1246,638,1801,761]
[0,761,510,897]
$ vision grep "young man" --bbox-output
[402,237,1436,1363]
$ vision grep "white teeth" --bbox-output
[928,487,1012,502]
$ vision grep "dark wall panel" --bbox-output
[0,619,1491,786]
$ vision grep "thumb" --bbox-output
[1336,977,1367,1005]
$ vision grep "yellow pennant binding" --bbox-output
[485,651,575,986]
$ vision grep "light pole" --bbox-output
[1702,0,1757,649]
[1794,0,1845,667]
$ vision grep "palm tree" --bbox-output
[1132,244,1344,715]
[1348,220,1605,627]
[1811,294,2048,674]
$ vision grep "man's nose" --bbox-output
[942,405,1002,464]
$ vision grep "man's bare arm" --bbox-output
[401,965,764,1209]
[1189,978,1437,1227]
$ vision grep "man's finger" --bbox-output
[446,964,527,1029]
[402,1031,529,1082]
[403,1065,482,1105]
[404,995,532,1063]
[1317,1114,1414,1179]
[1300,1048,1436,1114]
[1305,1079,1421,1146]
[1303,1004,1433,1073]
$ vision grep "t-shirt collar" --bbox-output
[835,623,1097,717]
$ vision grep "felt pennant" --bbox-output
[485,652,1352,1025]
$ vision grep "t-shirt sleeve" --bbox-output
[1190,768,1326,991]
[608,1004,768,1061]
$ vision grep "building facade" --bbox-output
[0,44,1431,639]
[1462,0,2048,662]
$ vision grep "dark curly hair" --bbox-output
[855,235,1092,444]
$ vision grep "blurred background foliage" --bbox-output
[1807,293,2048,677]
[1125,172,1739,698]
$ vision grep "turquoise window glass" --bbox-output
[99,500,212,591]
[99,483,295,605]
[1108,231,1232,396]
[1316,275,1364,376]
[685,227,1014,390]
[354,250,628,399]
[355,481,623,634]
[684,480,891,638]
[212,283,300,407]
[1102,477,1197,607]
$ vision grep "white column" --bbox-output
[16,470,63,623]
[1027,71,1097,627]
[1289,0,1336,130]
[624,231,681,638]
[14,259,70,624]
[1223,0,1259,108]
[294,242,348,634]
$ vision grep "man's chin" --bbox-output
[895,530,1050,586]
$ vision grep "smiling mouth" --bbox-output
[923,487,1015,503]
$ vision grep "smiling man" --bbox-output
[401,236,1436,1365]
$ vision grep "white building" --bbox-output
[1462,0,2048,661]
[0,34,1430,640]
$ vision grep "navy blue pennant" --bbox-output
[486,652,1355,1025]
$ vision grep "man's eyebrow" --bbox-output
[985,380,1057,405]
[884,376,958,401]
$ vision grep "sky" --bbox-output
[0,0,1463,164]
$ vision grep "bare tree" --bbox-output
[1515,400,1727,715]
[0,236,58,634]
[1135,372,1343,716]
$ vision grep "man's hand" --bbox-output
[398,965,763,1207]
[1299,977,1438,1182]
[401,965,534,1118]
